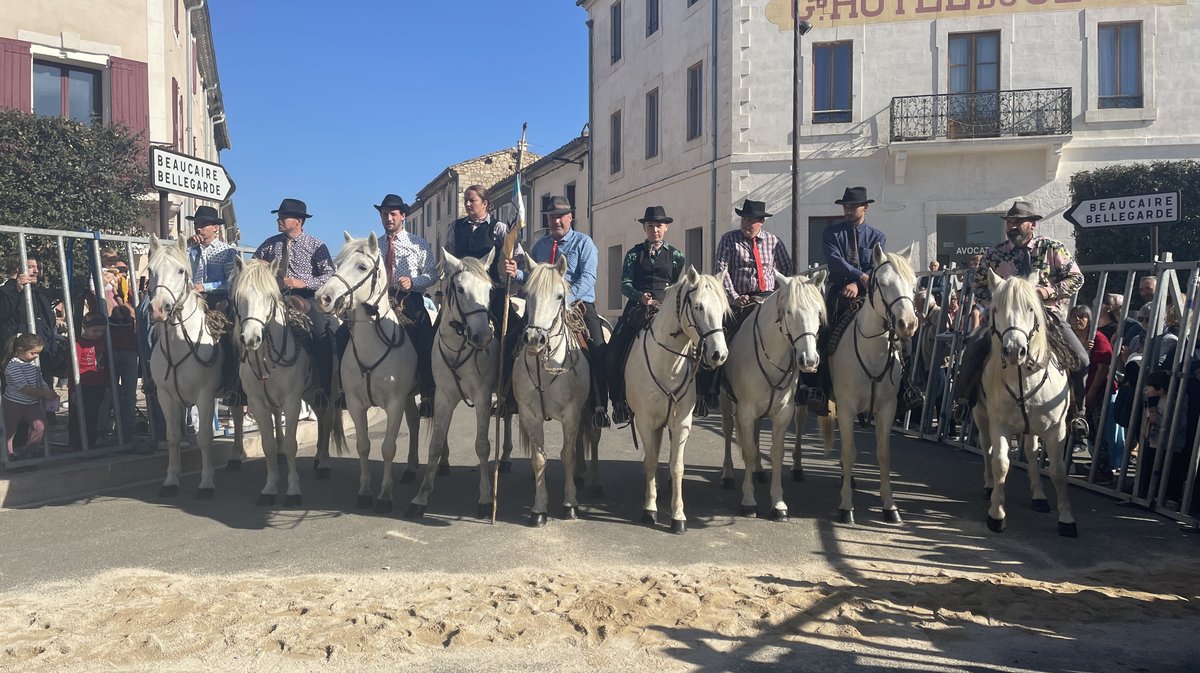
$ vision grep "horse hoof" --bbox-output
[196,487,215,500]
[1058,521,1079,538]
[477,503,492,519]
[983,487,993,501]
[1032,499,1051,513]
[159,484,179,498]
[276,453,287,466]
[586,484,604,499]
[498,460,512,474]
[791,468,805,483]
[225,459,242,472]
[374,499,393,515]
[437,464,450,476]
[528,512,548,528]
[399,470,416,484]
[721,477,736,490]
[256,493,276,506]
[740,505,758,518]
[837,509,855,525]
[315,467,331,480]
[284,494,302,507]
[563,505,578,520]
[403,503,426,519]
[769,508,789,522]
[356,495,374,510]
[753,471,768,484]
[670,519,686,535]
[987,515,1007,533]
[641,510,657,525]
[882,508,903,525]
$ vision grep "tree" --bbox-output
[0,110,152,286]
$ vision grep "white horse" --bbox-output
[512,257,601,527]
[976,270,1076,537]
[626,267,730,534]
[146,237,244,498]
[406,250,502,519]
[720,271,828,520]
[830,243,919,524]
[230,257,343,506]
[315,232,419,514]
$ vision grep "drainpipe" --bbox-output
[709,0,719,272]
[586,18,595,240]
[185,1,207,223]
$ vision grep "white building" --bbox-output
[578,0,1199,315]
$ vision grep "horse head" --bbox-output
[774,269,827,373]
[674,266,730,370]
[147,236,192,322]
[317,232,386,316]
[522,255,570,354]
[442,248,495,349]
[869,242,919,338]
[989,268,1043,369]
[230,256,281,352]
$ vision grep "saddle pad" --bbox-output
[825,297,866,357]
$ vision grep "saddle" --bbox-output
[824,297,866,357]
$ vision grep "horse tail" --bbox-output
[517,421,533,458]
[329,405,347,456]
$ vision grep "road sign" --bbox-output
[150,147,235,203]
[1064,192,1180,228]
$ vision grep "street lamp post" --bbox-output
[791,4,813,265]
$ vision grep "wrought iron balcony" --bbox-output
[890,87,1072,142]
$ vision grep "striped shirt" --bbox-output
[715,229,794,302]
[252,231,336,292]
[382,230,438,293]
[3,357,43,405]
[189,239,238,292]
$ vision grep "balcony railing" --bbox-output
[890,87,1072,142]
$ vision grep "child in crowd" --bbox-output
[1139,370,1189,507]
[68,313,109,451]
[3,334,59,459]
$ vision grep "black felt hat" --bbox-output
[835,187,875,205]
[374,193,411,215]
[185,205,225,226]
[1001,201,1043,221]
[637,206,674,224]
[734,199,773,219]
[271,198,313,219]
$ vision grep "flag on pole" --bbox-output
[513,172,526,231]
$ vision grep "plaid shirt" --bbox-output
[382,229,437,293]
[715,229,794,302]
[189,239,237,292]
[974,235,1083,320]
[252,231,335,292]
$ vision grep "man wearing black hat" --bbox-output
[608,206,686,423]
[375,194,438,417]
[253,198,338,403]
[186,205,240,396]
[952,200,1090,439]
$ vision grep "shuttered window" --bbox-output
[0,37,32,112]
[110,57,150,146]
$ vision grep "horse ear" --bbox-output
[367,232,379,255]
[443,248,461,274]
[774,270,789,287]
[343,230,353,243]
[483,248,496,270]
[686,265,699,284]
[524,255,535,272]
[1024,271,1039,286]
[554,254,568,276]
[176,237,188,252]
[810,269,828,292]
[233,255,245,272]
[986,268,1003,289]
[149,237,160,253]
[898,242,917,267]
[872,242,886,267]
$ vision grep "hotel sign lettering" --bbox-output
[765,0,1184,29]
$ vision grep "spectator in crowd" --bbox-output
[1139,370,1190,508]
[98,303,139,442]
[1138,275,1157,307]
[1069,305,1113,453]
[68,313,109,451]
[918,260,944,304]
[3,334,58,460]
[1096,292,1143,350]
[0,255,64,385]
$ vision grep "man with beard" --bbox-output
[951,201,1089,439]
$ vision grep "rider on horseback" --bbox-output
[186,205,239,398]
[608,206,686,424]
[952,201,1090,440]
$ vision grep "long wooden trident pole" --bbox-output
[492,122,528,524]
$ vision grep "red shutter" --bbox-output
[0,37,32,112]
[110,56,149,146]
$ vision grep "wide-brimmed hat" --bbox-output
[835,186,875,205]
[542,196,573,216]
[734,199,773,219]
[1001,200,1043,221]
[271,198,313,219]
[185,205,225,226]
[637,206,673,224]
[374,193,411,215]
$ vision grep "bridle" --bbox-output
[990,304,1056,435]
[641,282,727,420]
[150,271,219,403]
[333,250,407,408]
[522,284,582,422]
[436,270,494,407]
[852,258,914,413]
[748,287,819,411]
[233,294,300,410]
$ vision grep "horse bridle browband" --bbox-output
[642,282,726,420]
[437,270,494,407]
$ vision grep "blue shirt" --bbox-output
[189,239,237,292]
[527,229,598,304]
[823,220,887,288]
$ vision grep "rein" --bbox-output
[641,283,725,421]
[151,280,220,403]
[990,308,1057,435]
[851,259,914,414]
[522,291,581,422]
[235,296,300,410]
[748,291,816,411]
[336,252,407,408]
[436,270,494,407]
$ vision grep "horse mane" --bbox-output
[777,273,826,325]
[454,255,494,286]
[881,251,917,290]
[229,258,281,303]
[333,235,380,266]
[150,240,191,276]
[991,274,1049,357]
[525,261,570,299]
[665,273,732,320]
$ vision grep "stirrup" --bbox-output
[492,397,517,418]
[794,385,811,407]
[592,406,611,429]
[952,398,971,424]
[805,389,830,417]
[693,396,710,418]
[1069,413,1090,439]
[612,402,631,425]
[899,386,925,414]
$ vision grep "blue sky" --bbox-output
[209,1,590,248]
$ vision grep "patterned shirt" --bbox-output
[621,242,685,302]
[974,235,1083,320]
[382,229,437,293]
[252,231,336,292]
[3,357,43,404]
[715,229,794,303]
[189,239,238,292]
[444,216,528,282]
[527,229,599,304]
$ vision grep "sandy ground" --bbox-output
[2,558,1198,673]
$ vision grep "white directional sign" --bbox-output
[150,147,235,202]
[1064,191,1180,228]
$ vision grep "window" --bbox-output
[806,217,842,267]
[645,88,659,159]
[948,31,1000,137]
[608,245,624,310]
[646,0,659,37]
[610,110,622,174]
[687,61,703,140]
[565,183,576,211]
[610,2,622,64]
[688,0,701,6]
[685,227,704,273]
[936,214,1001,266]
[33,61,102,123]
[1099,22,1142,109]
[812,42,852,124]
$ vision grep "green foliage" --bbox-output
[0,110,152,285]
[1070,160,1200,265]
